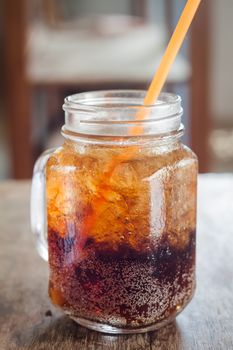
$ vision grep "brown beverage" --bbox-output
[46,117,197,333]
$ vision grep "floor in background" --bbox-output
[0,112,10,179]
[209,127,233,173]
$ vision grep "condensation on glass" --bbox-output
[31,90,198,334]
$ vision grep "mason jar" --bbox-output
[31,90,198,334]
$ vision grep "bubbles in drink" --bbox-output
[46,143,197,329]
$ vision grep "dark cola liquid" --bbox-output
[46,144,197,329]
[48,229,195,328]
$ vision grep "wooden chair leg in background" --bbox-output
[3,0,32,178]
[191,0,210,173]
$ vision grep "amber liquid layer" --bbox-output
[46,142,197,328]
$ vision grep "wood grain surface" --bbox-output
[0,175,233,349]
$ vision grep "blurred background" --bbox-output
[0,0,232,179]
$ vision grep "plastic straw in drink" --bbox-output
[131,0,202,135]
[79,0,202,244]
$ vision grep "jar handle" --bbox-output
[30,148,56,261]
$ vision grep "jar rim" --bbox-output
[63,90,181,111]
[62,90,183,137]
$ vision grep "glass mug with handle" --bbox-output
[31,90,197,334]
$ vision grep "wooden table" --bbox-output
[1,174,233,349]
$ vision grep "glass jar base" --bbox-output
[63,288,195,334]
[68,314,177,334]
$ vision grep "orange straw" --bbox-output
[78,0,202,245]
[131,0,202,135]
[144,0,201,106]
